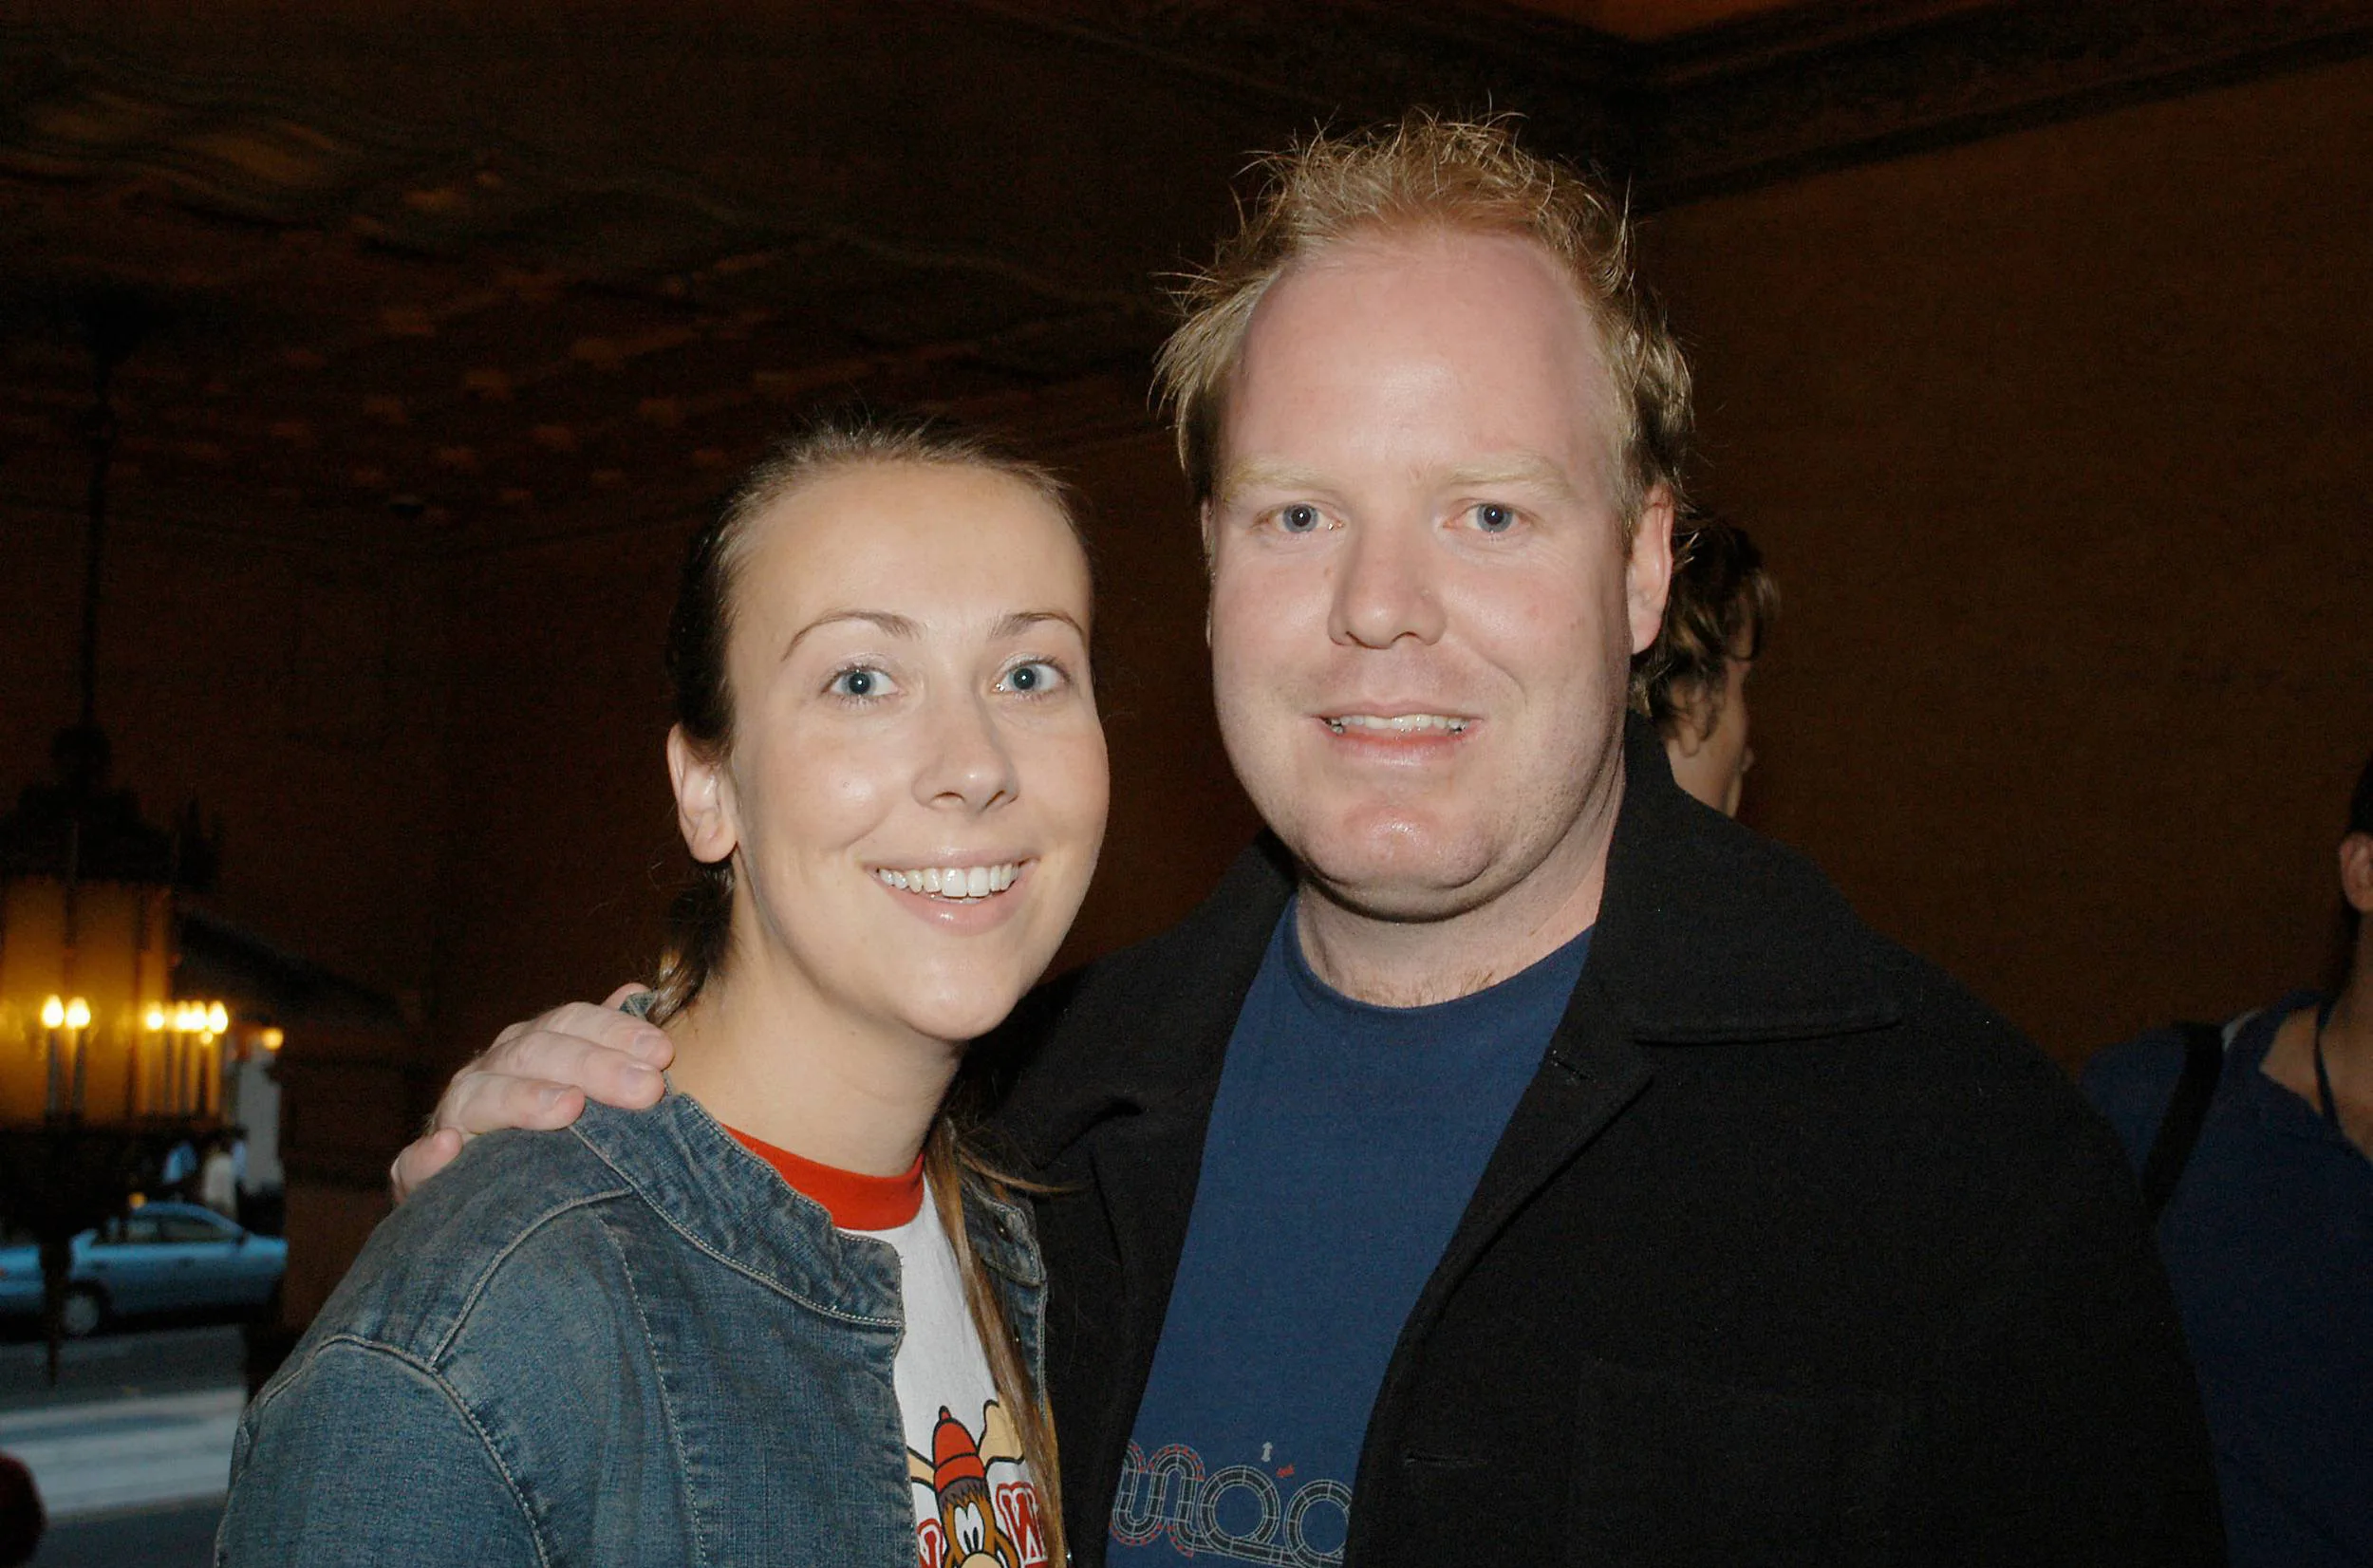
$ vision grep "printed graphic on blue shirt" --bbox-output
[1108,905,1590,1566]
[1112,1434,1353,1566]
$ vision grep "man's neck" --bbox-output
[1294,777,1622,1009]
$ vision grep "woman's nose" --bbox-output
[916,693,1018,812]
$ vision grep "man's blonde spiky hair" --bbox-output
[1154,111,1692,525]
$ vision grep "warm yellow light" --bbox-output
[65,998,91,1030]
[40,997,65,1030]
[207,1002,230,1034]
[259,1027,285,1052]
[174,1002,198,1031]
[145,1007,167,1031]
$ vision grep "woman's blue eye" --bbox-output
[831,667,886,699]
[1002,660,1062,694]
[1474,502,1517,532]
[1278,503,1321,533]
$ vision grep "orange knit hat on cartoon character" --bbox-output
[909,1402,1027,1568]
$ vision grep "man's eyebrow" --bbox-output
[1212,454,1583,504]
[994,609,1089,642]
[1438,454,1582,498]
[1210,458,1336,505]
[781,609,920,661]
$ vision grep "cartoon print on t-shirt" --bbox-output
[910,1399,1047,1568]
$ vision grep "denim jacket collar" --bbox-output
[567,1090,1045,1328]
[567,1091,906,1326]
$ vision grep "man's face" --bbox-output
[1205,228,1672,923]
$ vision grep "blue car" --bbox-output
[0,1202,287,1338]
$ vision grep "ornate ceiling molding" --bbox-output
[0,21,1155,316]
[1634,0,2373,204]
[966,0,2373,205]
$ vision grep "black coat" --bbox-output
[995,720,2222,1566]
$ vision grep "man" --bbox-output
[1640,517,1775,816]
[398,116,2218,1563]
[2083,749,2373,1567]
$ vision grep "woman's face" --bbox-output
[676,460,1107,1045]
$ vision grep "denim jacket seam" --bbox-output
[432,1185,636,1365]
[591,1203,713,1568]
[272,1332,555,1568]
[570,1129,904,1329]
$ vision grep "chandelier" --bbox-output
[0,289,228,1383]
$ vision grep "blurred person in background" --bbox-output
[2083,747,2373,1567]
[1635,517,1776,817]
[198,1131,240,1220]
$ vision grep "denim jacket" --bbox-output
[215,1092,1047,1568]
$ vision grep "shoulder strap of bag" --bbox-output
[2139,1019,2235,1222]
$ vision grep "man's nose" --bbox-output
[1330,520,1446,648]
[916,691,1018,812]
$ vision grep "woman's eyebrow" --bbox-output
[994,609,1087,641]
[780,609,919,662]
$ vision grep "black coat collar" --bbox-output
[996,715,1898,1165]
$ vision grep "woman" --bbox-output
[217,418,1105,1568]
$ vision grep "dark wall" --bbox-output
[1647,52,2373,1061]
[0,501,447,1016]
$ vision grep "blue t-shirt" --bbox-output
[1108,905,1590,1567]
[2083,993,2373,1568]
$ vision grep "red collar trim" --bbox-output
[725,1128,926,1231]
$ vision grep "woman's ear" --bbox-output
[667,725,738,865]
[2341,831,2373,916]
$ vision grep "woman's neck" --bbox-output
[663,964,959,1178]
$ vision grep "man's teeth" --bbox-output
[1323,714,1469,735]
[874,863,1021,899]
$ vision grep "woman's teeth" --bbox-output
[875,863,1021,900]
[1323,713,1469,735]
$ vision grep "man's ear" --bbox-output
[2341,831,2373,916]
[1625,484,1676,657]
[666,725,738,866]
[1200,498,1218,645]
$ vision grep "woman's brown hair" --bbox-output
[646,411,1073,1563]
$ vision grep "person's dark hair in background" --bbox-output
[0,1453,40,1568]
[2082,743,2373,1567]
[1632,517,1777,816]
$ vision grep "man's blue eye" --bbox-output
[1279,504,1321,533]
[1475,503,1516,532]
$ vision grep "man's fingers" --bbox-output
[389,1128,463,1204]
[465,1021,666,1116]
[437,1070,604,1139]
[482,999,672,1078]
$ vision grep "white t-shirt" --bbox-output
[855,1185,1053,1568]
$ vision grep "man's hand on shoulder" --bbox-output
[387,983,674,1202]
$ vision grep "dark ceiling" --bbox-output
[4,0,2366,553]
